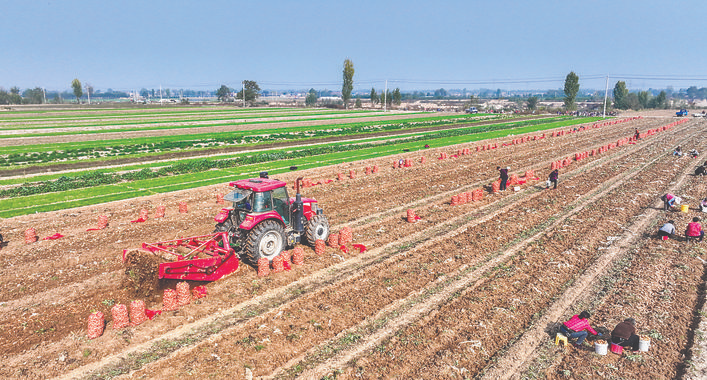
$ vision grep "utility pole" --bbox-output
[86,84,91,105]
[602,75,609,118]
[42,88,46,104]
[242,81,245,108]
[384,80,387,112]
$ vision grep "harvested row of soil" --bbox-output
[0,117,689,378]
[331,123,705,378]
[108,121,698,378]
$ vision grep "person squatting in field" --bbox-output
[611,318,640,352]
[497,166,509,191]
[560,310,602,348]
[658,220,676,240]
[686,217,704,242]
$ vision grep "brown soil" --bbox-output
[1,114,705,380]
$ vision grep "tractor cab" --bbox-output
[225,178,293,225]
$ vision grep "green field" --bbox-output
[0,106,604,218]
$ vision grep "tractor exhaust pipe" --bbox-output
[293,177,304,233]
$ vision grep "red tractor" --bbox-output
[213,175,330,262]
[123,174,329,285]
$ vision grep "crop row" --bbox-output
[0,113,506,166]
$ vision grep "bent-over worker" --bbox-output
[611,318,640,352]
[560,311,602,348]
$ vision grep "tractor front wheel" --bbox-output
[305,214,330,245]
[244,219,285,263]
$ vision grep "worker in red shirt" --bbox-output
[686,217,704,242]
[560,311,602,348]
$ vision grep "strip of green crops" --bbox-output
[0,116,575,185]
[0,116,602,218]
[0,108,380,132]
[0,113,500,165]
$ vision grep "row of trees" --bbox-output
[215,81,261,104]
[561,72,669,111]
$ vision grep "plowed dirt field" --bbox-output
[2,114,707,379]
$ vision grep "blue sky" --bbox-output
[2,0,707,92]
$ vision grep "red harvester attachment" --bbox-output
[122,232,239,281]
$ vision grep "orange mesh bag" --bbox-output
[292,247,305,265]
[257,258,270,277]
[339,226,353,245]
[315,239,326,255]
[25,228,38,244]
[163,289,179,311]
[87,311,105,339]
[129,300,148,326]
[176,282,191,307]
[271,255,285,273]
[111,304,130,329]
[328,233,339,247]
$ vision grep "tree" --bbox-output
[687,86,699,100]
[563,71,579,110]
[527,96,539,110]
[392,88,401,106]
[613,81,629,110]
[216,85,231,102]
[651,90,667,109]
[236,80,261,104]
[71,79,83,103]
[342,59,354,109]
[140,88,149,99]
[305,88,318,107]
[370,88,378,106]
[23,87,44,104]
[355,96,362,108]
[637,91,651,109]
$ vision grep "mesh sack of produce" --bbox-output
[87,311,105,339]
[327,233,339,247]
[176,282,191,307]
[97,215,109,229]
[292,246,305,265]
[25,228,38,244]
[315,239,326,255]
[155,205,166,218]
[111,304,130,329]
[130,300,148,326]
[271,255,285,273]
[339,226,353,245]
[163,288,179,311]
[257,258,270,277]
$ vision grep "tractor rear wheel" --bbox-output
[244,219,285,263]
[305,214,330,245]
